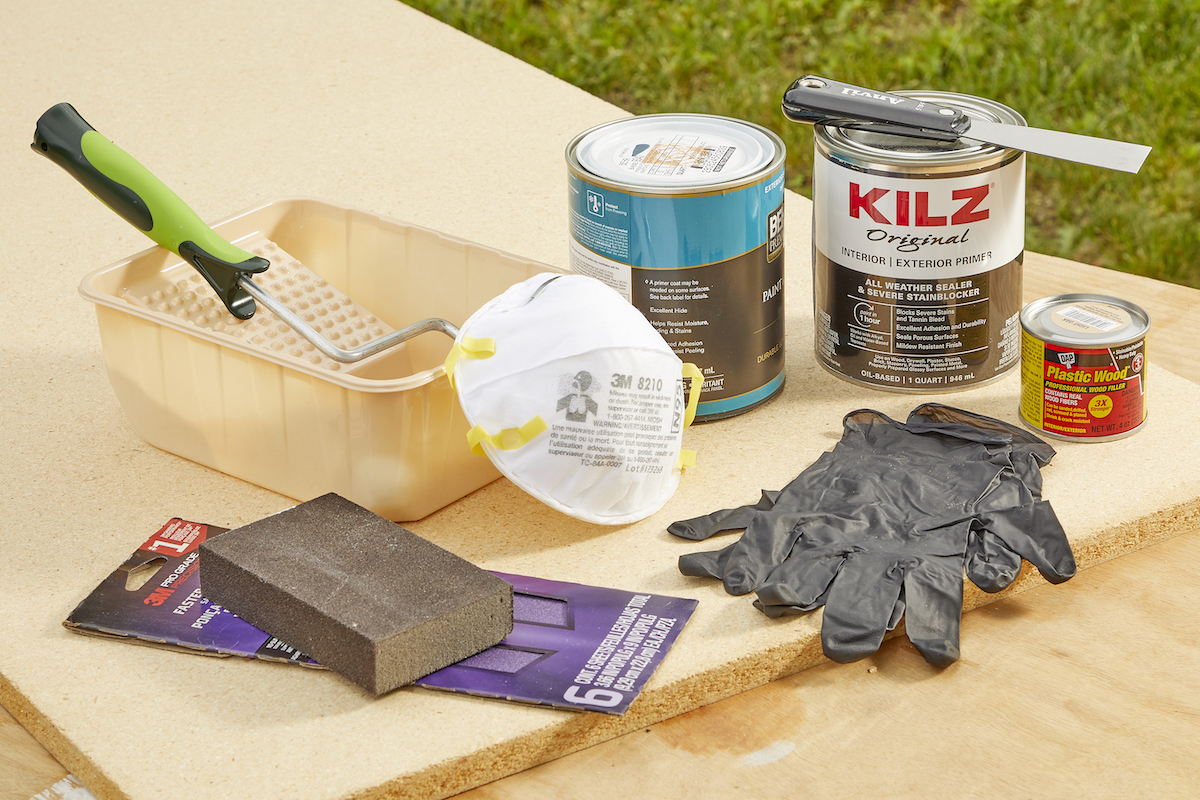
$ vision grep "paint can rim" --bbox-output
[816,90,1027,174]
[567,113,785,195]
[1020,293,1151,347]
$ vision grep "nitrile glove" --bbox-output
[670,404,1076,666]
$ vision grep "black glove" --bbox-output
[670,404,1076,667]
[908,404,1073,592]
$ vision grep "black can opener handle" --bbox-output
[780,73,1153,175]
[782,75,967,140]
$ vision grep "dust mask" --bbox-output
[445,273,701,525]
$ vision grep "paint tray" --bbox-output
[79,197,563,520]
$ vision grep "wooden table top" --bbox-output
[4,2,1198,799]
[6,252,1198,800]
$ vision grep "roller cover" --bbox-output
[198,493,513,695]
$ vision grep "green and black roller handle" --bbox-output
[32,103,457,361]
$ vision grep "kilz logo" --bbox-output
[849,182,990,227]
[586,190,604,217]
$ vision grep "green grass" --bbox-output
[403,0,1200,288]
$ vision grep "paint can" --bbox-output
[1019,294,1149,441]
[566,114,786,421]
[812,91,1027,391]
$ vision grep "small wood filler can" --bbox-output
[1019,294,1149,441]
[812,91,1026,391]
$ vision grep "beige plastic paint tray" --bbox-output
[79,197,563,520]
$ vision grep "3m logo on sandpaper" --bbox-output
[849,182,990,227]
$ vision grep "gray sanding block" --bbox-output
[198,493,513,695]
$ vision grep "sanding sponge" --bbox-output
[198,493,513,695]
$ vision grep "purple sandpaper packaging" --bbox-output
[64,519,318,666]
[65,520,696,714]
[416,572,697,715]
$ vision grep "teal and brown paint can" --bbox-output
[567,114,786,421]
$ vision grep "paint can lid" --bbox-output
[817,91,1027,173]
[1021,293,1150,345]
[572,114,778,188]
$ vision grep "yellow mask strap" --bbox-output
[674,362,704,470]
[467,416,548,457]
[443,335,496,388]
[682,362,703,430]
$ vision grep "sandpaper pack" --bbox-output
[64,518,696,714]
[64,518,320,666]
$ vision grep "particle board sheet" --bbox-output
[454,524,1200,800]
[5,310,1198,800]
[4,3,1199,800]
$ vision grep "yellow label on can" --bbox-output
[1020,327,1147,439]
[1019,328,1044,428]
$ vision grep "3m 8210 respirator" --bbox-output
[445,274,701,525]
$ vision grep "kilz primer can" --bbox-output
[1019,294,1149,441]
[566,114,786,421]
[812,91,1026,391]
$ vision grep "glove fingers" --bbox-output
[901,559,964,667]
[755,546,849,611]
[678,540,738,582]
[819,552,908,664]
[965,529,1024,593]
[716,512,805,595]
[755,550,907,625]
[667,490,776,541]
[678,512,804,596]
[978,501,1077,589]
[754,597,821,618]
[887,588,906,631]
